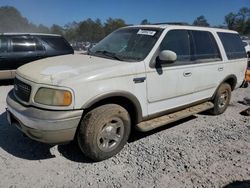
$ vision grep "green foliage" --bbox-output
[76,18,105,42]
[1,5,250,43]
[50,24,64,35]
[0,6,30,32]
[224,7,250,34]
[141,19,150,25]
[69,18,126,42]
[104,18,127,35]
[0,6,127,42]
[193,15,210,27]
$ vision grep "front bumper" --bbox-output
[6,90,83,144]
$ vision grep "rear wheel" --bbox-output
[77,104,131,161]
[210,83,231,115]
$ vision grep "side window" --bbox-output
[0,37,8,53]
[218,32,247,59]
[160,30,191,62]
[12,37,36,52]
[192,30,221,61]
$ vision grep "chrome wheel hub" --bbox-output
[97,117,124,152]
[218,91,228,108]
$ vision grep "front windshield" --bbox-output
[89,27,162,61]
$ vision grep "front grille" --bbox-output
[14,78,31,102]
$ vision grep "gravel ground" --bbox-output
[0,82,249,188]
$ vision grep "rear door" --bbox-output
[189,30,223,96]
[0,36,10,70]
[0,36,13,79]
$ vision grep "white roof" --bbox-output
[127,24,238,34]
[0,33,61,36]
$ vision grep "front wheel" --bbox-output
[77,104,131,161]
[210,83,231,115]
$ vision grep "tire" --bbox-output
[77,104,131,161]
[210,83,231,115]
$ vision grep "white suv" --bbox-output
[6,24,248,161]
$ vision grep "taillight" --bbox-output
[245,69,250,82]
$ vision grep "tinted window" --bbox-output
[160,30,191,62]
[34,38,44,51]
[192,31,221,60]
[40,36,72,51]
[218,32,246,59]
[0,37,8,53]
[12,37,36,52]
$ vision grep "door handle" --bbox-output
[218,67,224,71]
[183,71,192,77]
[133,77,146,83]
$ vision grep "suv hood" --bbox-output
[17,54,133,85]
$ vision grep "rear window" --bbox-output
[192,31,221,60]
[40,36,72,51]
[218,32,246,59]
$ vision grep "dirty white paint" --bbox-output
[41,66,79,76]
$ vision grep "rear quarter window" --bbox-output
[40,36,73,51]
[217,32,247,59]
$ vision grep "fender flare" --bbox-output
[212,74,237,100]
[82,91,143,123]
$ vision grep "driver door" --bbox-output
[146,29,196,115]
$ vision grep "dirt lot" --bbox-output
[0,82,249,188]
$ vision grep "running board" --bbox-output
[136,102,214,132]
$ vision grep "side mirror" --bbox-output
[158,50,177,62]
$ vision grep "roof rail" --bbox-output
[152,22,190,26]
[0,33,61,36]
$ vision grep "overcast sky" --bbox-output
[1,0,249,26]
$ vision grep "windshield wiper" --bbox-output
[94,50,123,61]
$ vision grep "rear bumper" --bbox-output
[6,90,83,144]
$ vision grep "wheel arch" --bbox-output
[212,74,237,100]
[222,74,237,91]
[81,91,143,124]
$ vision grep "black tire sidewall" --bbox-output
[77,104,131,161]
[212,83,231,115]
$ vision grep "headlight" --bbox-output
[34,88,72,106]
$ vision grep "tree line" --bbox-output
[0,6,249,43]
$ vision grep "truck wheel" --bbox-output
[77,104,131,161]
[210,83,231,115]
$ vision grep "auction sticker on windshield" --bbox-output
[137,29,156,36]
